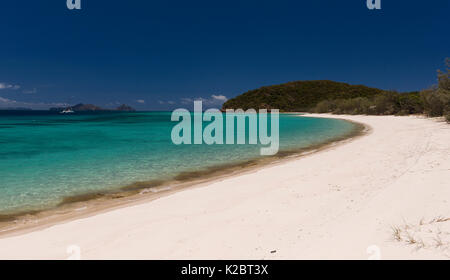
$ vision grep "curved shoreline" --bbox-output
[1,114,449,259]
[0,116,367,237]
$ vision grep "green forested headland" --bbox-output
[222,80,388,111]
[222,59,449,122]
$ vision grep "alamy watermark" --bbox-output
[367,0,381,10]
[66,244,81,260]
[366,245,382,260]
[67,1,380,11]
[67,0,81,10]
[170,101,280,156]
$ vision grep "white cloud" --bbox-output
[159,95,227,107]
[0,96,67,110]
[180,94,228,106]
[22,88,37,94]
[211,95,228,102]
[158,100,175,105]
[0,96,15,104]
[180,97,193,105]
[136,99,145,104]
[0,83,20,90]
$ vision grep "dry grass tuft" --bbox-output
[391,216,450,255]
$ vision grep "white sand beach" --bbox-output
[0,114,449,260]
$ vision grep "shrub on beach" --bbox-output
[421,58,450,118]
[314,100,336,113]
[372,92,399,115]
[311,58,449,123]
[421,90,450,117]
[398,91,424,114]
[312,92,420,115]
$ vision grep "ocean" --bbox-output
[0,111,357,215]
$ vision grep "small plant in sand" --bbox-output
[391,216,450,255]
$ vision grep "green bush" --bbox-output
[421,58,450,118]
[398,91,423,114]
[314,100,336,113]
[421,89,450,117]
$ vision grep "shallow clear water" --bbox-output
[0,111,356,214]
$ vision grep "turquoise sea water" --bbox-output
[0,111,356,214]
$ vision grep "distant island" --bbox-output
[50,103,136,112]
[0,107,33,111]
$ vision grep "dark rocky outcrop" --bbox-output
[116,104,136,112]
[71,103,104,111]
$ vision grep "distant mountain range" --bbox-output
[50,103,135,112]
[0,107,33,111]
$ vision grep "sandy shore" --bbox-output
[0,114,449,260]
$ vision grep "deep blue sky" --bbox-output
[0,0,449,110]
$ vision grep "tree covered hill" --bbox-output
[221,59,448,121]
[222,80,387,111]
